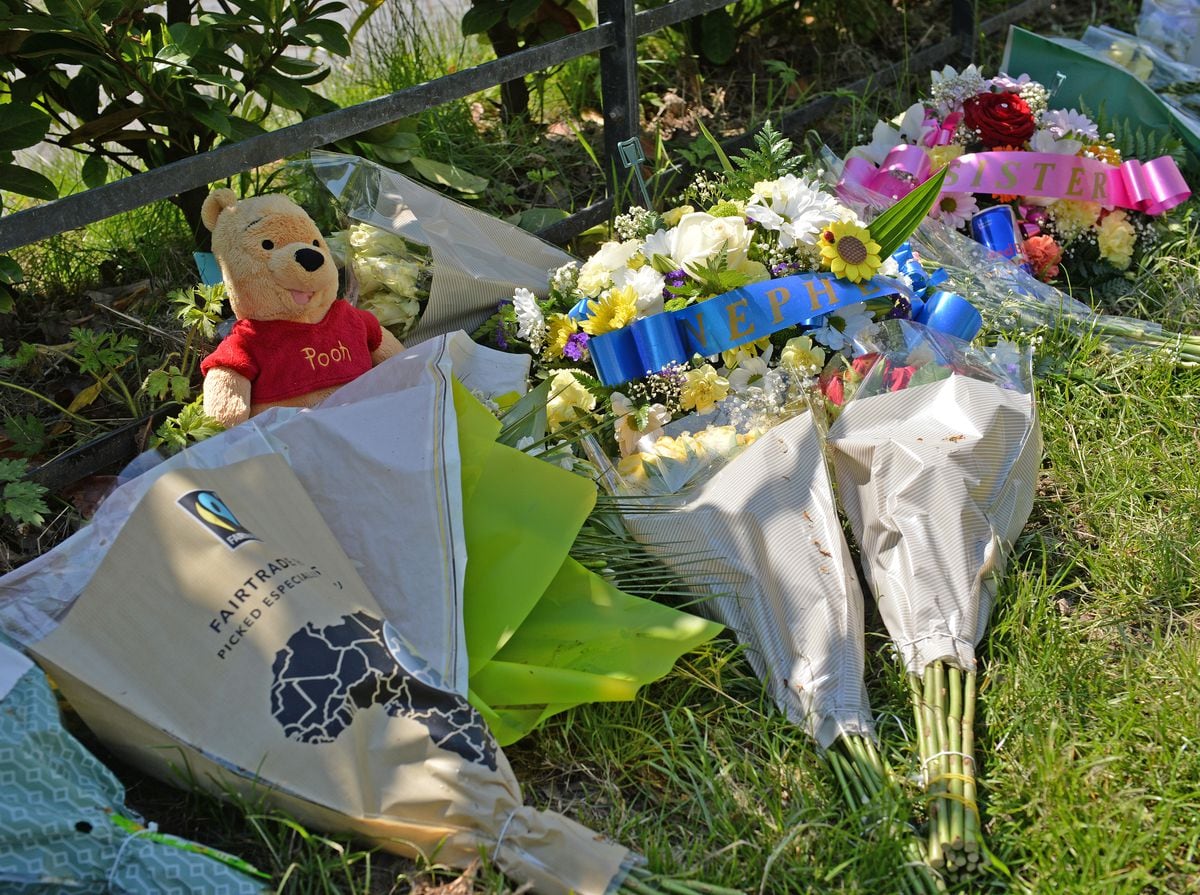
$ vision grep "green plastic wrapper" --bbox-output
[453,379,723,745]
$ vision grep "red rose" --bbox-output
[962,93,1036,149]
[850,352,881,380]
[884,363,917,392]
[819,370,845,406]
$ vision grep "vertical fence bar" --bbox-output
[598,0,641,207]
[951,0,977,61]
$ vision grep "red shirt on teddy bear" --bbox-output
[201,299,383,404]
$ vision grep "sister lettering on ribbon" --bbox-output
[839,64,1190,290]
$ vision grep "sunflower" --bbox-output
[818,221,882,283]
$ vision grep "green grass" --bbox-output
[6,0,1200,891]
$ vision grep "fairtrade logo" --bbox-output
[177,490,259,548]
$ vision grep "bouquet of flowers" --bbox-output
[841,62,1190,294]
[480,124,959,895]
[827,319,1041,882]
[309,150,575,345]
[327,220,432,342]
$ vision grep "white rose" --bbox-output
[671,212,752,274]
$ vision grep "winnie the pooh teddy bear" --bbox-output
[200,188,404,428]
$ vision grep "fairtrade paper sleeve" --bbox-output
[595,411,875,750]
[20,455,630,895]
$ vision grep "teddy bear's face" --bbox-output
[205,191,340,325]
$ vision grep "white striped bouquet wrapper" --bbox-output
[827,318,1042,882]
[309,149,576,346]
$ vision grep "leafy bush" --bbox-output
[0,0,353,244]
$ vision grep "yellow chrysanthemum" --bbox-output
[1097,210,1136,270]
[546,369,596,432]
[721,336,772,369]
[1047,199,1101,242]
[543,313,578,359]
[580,286,638,336]
[818,221,882,283]
[680,364,730,415]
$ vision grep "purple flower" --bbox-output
[495,317,509,351]
[563,332,590,361]
[887,295,913,319]
[665,268,688,287]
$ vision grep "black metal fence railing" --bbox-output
[0,0,1049,255]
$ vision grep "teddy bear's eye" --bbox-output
[261,239,274,250]
[312,239,320,247]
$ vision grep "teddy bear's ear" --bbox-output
[201,188,239,233]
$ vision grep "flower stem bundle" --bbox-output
[825,734,945,895]
[909,662,982,884]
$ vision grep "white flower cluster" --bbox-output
[334,223,430,339]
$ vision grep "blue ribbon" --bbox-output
[582,246,982,386]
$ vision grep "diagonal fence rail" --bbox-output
[0,0,1049,256]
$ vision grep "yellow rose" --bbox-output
[546,370,597,432]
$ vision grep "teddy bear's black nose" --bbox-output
[295,247,324,272]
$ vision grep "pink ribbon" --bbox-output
[839,148,1190,215]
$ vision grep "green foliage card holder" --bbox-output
[1002,26,1200,164]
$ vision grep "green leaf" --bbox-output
[700,9,735,65]
[80,152,108,189]
[507,0,542,27]
[143,368,170,400]
[192,71,243,92]
[0,287,13,314]
[461,2,504,36]
[564,0,594,27]
[284,19,350,56]
[192,107,234,139]
[695,118,733,176]
[0,163,58,200]
[62,105,144,145]
[0,104,50,152]
[255,72,313,113]
[0,255,23,286]
[64,72,101,119]
[867,164,949,259]
[497,378,552,448]
[513,207,568,232]
[3,479,49,527]
[408,155,489,195]
[0,458,29,484]
[224,117,268,141]
[4,413,46,457]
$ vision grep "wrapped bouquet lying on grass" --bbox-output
[478,125,986,893]
[826,320,1041,880]
[0,335,728,895]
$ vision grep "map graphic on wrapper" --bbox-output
[269,611,498,770]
